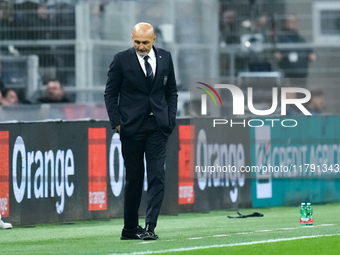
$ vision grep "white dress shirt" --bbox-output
[136,48,156,77]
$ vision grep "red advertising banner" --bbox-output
[88,128,107,211]
[178,125,195,204]
[0,131,9,217]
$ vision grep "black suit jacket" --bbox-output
[104,47,178,137]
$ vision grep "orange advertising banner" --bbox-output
[0,131,9,217]
[88,128,107,211]
[178,125,195,204]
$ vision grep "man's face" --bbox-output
[47,81,63,100]
[132,24,156,57]
[313,95,325,111]
[1,90,18,106]
[285,15,298,31]
[6,90,18,104]
[223,10,235,25]
[37,4,48,19]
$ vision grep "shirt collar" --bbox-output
[136,47,156,61]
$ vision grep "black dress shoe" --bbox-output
[121,225,145,240]
[141,224,158,240]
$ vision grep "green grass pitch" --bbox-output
[1,203,340,255]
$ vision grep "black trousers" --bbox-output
[120,115,168,229]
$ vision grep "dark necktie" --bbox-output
[143,55,153,79]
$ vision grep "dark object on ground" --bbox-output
[228,211,264,218]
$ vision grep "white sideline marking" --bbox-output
[168,224,333,243]
[187,237,204,240]
[183,224,334,241]
[236,232,250,235]
[138,240,175,245]
[212,234,230,237]
[111,233,340,255]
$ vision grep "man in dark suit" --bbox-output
[104,23,177,240]
[274,14,317,87]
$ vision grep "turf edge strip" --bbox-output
[109,233,340,255]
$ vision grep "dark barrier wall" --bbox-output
[1,122,93,225]
[3,116,340,224]
[187,118,252,212]
[0,119,252,225]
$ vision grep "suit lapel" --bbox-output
[128,48,149,92]
[153,47,163,92]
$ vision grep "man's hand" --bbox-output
[115,125,121,133]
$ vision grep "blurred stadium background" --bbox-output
[1,0,340,119]
[1,1,340,253]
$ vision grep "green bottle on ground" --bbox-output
[306,202,313,226]
[300,203,307,226]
